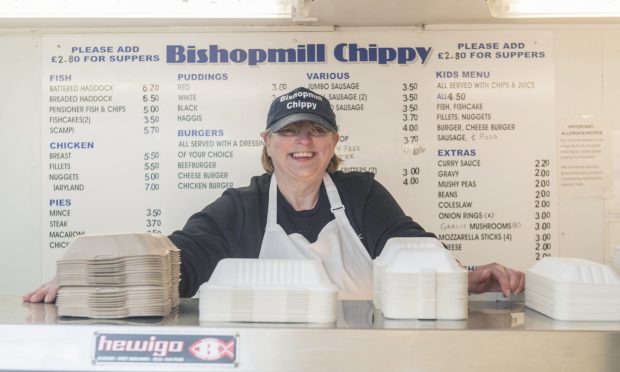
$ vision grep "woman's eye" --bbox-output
[279,129,295,136]
[312,127,328,136]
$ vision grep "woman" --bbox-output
[24,87,524,303]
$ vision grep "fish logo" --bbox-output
[189,338,235,361]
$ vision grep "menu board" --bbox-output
[41,30,556,278]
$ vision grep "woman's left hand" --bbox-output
[467,263,525,297]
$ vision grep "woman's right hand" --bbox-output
[22,276,59,303]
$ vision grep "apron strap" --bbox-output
[323,173,346,217]
[266,173,278,226]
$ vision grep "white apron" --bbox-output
[259,173,373,300]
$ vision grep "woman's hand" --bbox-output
[468,263,525,297]
[22,276,59,303]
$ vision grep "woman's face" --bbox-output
[262,121,339,185]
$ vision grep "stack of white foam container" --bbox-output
[526,257,620,321]
[373,237,468,320]
[199,259,338,323]
[56,233,180,318]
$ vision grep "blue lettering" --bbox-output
[438,149,477,157]
[165,44,326,65]
[333,43,432,64]
[166,45,186,63]
[49,199,71,207]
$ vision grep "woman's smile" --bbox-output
[291,151,315,159]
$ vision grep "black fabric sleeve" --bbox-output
[333,171,437,259]
[168,175,268,298]
[361,178,437,258]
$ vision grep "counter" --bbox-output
[1,296,619,371]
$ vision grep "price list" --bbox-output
[41,31,556,277]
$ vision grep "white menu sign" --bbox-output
[41,30,556,279]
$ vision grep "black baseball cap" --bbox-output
[266,87,337,133]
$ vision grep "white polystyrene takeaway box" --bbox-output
[526,257,620,321]
[55,233,180,318]
[374,237,468,320]
[373,237,445,309]
[199,258,338,323]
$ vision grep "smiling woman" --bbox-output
[260,87,342,179]
[262,120,338,209]
[259,87,342,212]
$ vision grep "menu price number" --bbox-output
[271,82,288,100]
[272,83,288,91]
[440,92,466,101]
[144,126,160,135]
[403,135,419,144]
[403,123,419,132]
[145,208,162,234]
[402,167,420,186]
[144,104,160,119]
[534,159,552,260]
[401,83,418,91]
[400,82,420,142]
[436,51,467,60]
[50,55,80,64]
[140,83,162,192]
[144,151,161,191]
[402,106,419,121]
[402,94,418,103]
[142,84,161,136]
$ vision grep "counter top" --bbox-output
[1,296,619,371]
